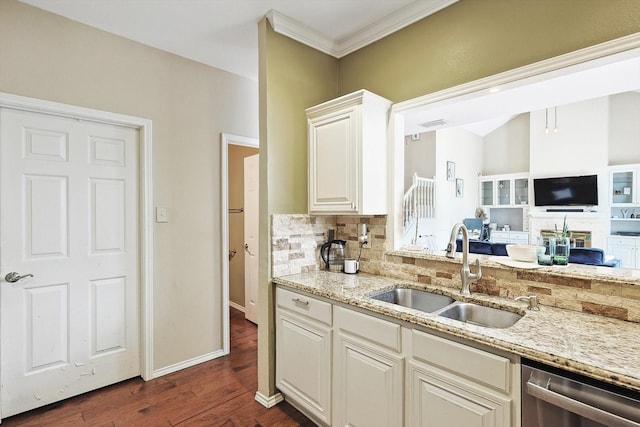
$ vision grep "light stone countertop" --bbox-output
[273,270,640,392]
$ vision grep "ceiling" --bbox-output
[17,0,640,136]
[404,49,640,137]
[19,0,457,81]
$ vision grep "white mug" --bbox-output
[344,259,359,274]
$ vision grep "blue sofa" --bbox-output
[454,239,508,256]
[455,239,619,267]
[568,247,620,268]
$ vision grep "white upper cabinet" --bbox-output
[307,90,392,215]
[609,164,640,239]
[479,173,529,207]
[610,165,640,206]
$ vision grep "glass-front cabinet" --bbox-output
[497,179,511,205]
[479,173,529,207]
[609,165,640,239]
[480,180,494,206]
[610,168,638,206]
[514,177,529,205]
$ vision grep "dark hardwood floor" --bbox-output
[2,308,315,426]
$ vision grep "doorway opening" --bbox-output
[221,134,259,354]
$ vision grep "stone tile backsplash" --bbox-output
[271,214,387,277]
[271,214,335,277]
[272,214,640,322]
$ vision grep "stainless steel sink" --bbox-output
[437,302,523,328]
[370,288,455,313]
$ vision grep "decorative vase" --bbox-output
[536,236,554,265]
[553,237,570,265]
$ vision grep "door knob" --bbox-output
[244,243,255,256]
[5,272,34,283]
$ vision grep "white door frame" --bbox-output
[221,133,258,354]
[0,93,155,390]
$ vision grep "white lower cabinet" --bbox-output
[608,236,640,268]
[407,361,512,426]
[408,329,517,427]
[276,288,333,425]
[275,286,520,427]
[333,306,404,427]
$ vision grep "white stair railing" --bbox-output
[403,173,436,229]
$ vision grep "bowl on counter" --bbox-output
[506,244,546,263]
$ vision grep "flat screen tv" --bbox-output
[533,175,598,207]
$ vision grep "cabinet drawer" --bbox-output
[509,232,529,244]
[490,231,509,242]
[412,329,510,393]
[335,306,401,352]
[277,287,332,325]
[608,237,637,247]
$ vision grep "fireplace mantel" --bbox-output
[528,211,608,249]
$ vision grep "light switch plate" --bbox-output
[156,207,168,223]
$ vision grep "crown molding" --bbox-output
[266,10,337,56]
[335,0,459,57]
[267,0,459,58]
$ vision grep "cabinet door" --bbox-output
[610,170,637,206]
[608,238,637,268]
[514,177,529,205]
[407,360,512,427]
[276,309,332,425]
[308,108,358,213]
[497,179,511,206]
[334,333,404,427]
[480,180,495,206]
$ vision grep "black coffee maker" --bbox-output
[320,230,346,272]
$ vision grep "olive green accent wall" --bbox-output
[257,19,338,397]
[258,0,640,403]
[264,27,339,216]
[338,0,640,102]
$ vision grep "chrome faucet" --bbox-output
[446,223,482,296]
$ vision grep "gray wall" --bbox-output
[609,91,640,166]
[0,0,259,371]
[482,114,531,175]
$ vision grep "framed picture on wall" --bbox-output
[456,178,464,198]
[447,161,455,182]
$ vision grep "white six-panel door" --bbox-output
[0,108,140,417]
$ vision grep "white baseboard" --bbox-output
[255,391,283,408]
[151,349,226,379]
[229,301,245,312]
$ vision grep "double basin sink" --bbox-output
[369,288,523,328]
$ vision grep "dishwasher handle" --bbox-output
[526,380,640,427]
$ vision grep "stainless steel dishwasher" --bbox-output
[522,359,640,427]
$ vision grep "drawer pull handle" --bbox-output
[292,298,309,306]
